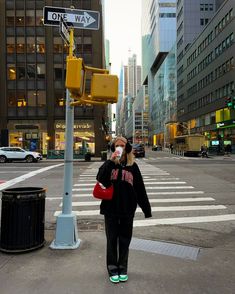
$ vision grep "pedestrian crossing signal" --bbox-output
[90,74,118,103]
[65,57,85,98]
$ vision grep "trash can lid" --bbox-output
[2,187,46,200]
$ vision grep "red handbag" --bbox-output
[93,182,113,200]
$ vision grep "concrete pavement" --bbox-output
[0,228,235,294]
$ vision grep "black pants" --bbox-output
[104,215,134,276]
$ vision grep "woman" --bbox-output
[96,136,152,283]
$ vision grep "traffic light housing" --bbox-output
[90,74,118,103]
[226,96,232,108]
[65,57,85,98]
[232,95,235,109]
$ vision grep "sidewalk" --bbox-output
[0,229,235,294]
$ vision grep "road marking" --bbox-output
[143,178,180,181]
[0,163,64,191]
[147,191,205,195]
[0,171,28,173]
[72,186,195,191]
[58,197,215,206]
[133,214,235,227]
[54,205,226,216]
[73,181,187,186]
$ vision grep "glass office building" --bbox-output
[0,0,107,155]
[141,0,176,144]
[150,44,177,146]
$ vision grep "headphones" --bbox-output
[110,140,132,154]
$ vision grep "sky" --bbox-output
[104,0,142,76]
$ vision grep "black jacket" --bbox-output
[96,160,152,218]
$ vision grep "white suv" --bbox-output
[0,147,43,163]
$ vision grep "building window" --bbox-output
[55,91,65,107]
[37,64,46,79]
[37,90,46,106]
[27,36,36,53]
[7,64,16,80]
[28,91,37,106]
[53,37,63,53]
[26,10,35,26]
[16,37,25,53]
[6,10,14,26]
[8,91,16,106]
[54,64,63,80]
[16,10,24,26]
[17,91,27,107]
[36,10,43,26]
[36,37,45,53]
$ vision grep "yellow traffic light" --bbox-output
[65,57,85,98]
[90,74,118,103]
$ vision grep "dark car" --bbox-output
[152,145,162,151]
[132,144,145,157]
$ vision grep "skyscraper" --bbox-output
[0,0,107,156]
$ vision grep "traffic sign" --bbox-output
[43,6,100,30]
[59,18,70,45]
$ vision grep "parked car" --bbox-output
[152,145,162,151]
[132,144,145,157]
[0,147,43,163]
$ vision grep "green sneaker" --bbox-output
[109,275,119,283]
[119,274,128,282]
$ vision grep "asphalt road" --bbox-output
[0,151,234,250]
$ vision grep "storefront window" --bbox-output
[9,132,23,147]
[55,121,95,153]
[7,64,16,80]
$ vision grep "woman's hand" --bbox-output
[111,150,120,161]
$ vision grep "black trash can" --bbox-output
[101,151,107,161]
[85,152,91,161]
[0,187,46,253]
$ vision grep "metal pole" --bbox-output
[50,28,80,249]
[62,89,74,215]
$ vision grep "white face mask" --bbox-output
[115,146,123,159]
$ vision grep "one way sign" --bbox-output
[43,6,100,30]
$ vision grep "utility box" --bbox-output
[65,57,84,98]
[90,74,118,103]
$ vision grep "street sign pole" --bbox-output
[50,28,80,249]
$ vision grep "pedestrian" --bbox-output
[96,136,152,284]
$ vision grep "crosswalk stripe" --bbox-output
[72,186,195,191]
[73,181,187,186]
[147,191,204,195]
[143,178,180,180]
[48,191,206,199]
[54,205,226,217]
[59,197,215,206]
[133,214,235,227]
